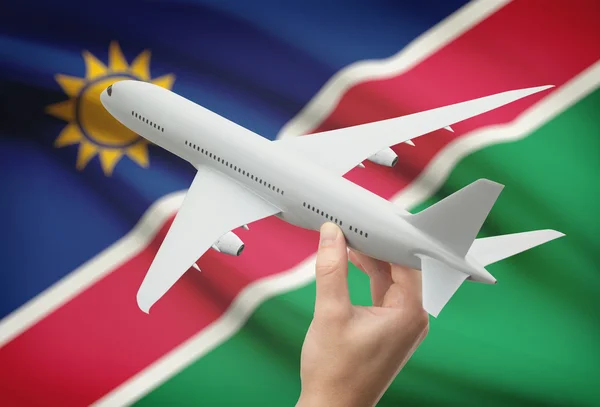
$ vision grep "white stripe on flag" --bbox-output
[276,0,512,140]
[0,192,185,347]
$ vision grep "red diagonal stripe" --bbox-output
[1,1,599,405]
[326,0,600,198]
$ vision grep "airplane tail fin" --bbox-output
[467,230,565,266]
[408,179,504,257]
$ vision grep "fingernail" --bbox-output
[320,222,339,247]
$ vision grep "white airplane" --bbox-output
[101,81,563,317]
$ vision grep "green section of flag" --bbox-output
[137,89,600,406]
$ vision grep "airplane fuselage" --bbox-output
[101,81,494,283]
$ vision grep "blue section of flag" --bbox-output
[0,0,468,318]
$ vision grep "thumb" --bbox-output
[314,222,350,316]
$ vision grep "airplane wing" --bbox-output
[137,166,281,313]
[275,86,552,175]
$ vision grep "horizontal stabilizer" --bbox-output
[468,230,565,266]
[419,255,468,317]
[409,179,504,257]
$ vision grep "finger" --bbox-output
[382,265,423,309]
[349,250,393,307]
[314,222,351,316]
[391,264,423,305]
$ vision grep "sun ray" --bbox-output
[76,139,99,170]
[125,141,150,168]
[151,74,176,90]
[130,50,151,80]
[54,123,82,147]
[99,148,125,175]
[55,74,86,97]
[82,50,109,80]
[109,41,129,72]
[45,99,75,122]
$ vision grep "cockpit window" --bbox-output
[107,85,112,97]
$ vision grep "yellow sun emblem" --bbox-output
[46,41,175,175]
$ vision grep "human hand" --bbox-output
[297,222,429,407]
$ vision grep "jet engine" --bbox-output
[212,231,245,256]
[367,147,398,167]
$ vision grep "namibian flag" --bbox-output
[1,1,598,405]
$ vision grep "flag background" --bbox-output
[0,0,598,406]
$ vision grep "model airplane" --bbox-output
[101,81,563,317]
